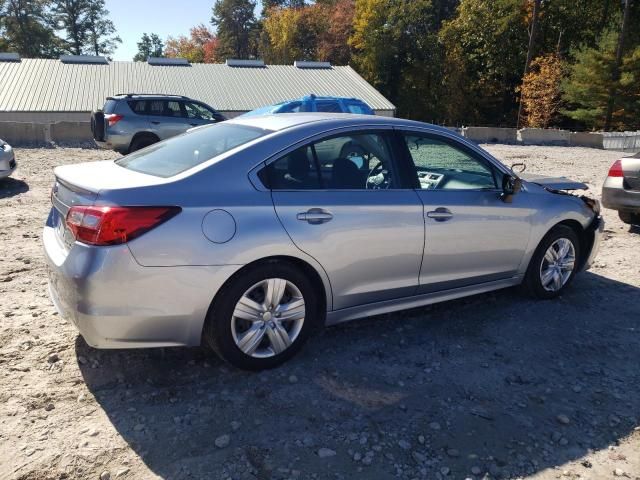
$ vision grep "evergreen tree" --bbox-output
[133,33,164,61]
[0,0,61,57]
[562,29,640,130]
[211,0,258,59]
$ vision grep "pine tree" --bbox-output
[133,33,164,61]
[562,29,640,130]
[211,0,258,60]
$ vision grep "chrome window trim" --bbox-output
[395,126,515,194]
[249,124,401,192]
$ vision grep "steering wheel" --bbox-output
[366,160,392,189]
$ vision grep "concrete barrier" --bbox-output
[569,132,604,149]
[50,121,93,143]
[462,127,517,144]
[518,128,571,146]
[0,122,48,144]
[0,121,93,145]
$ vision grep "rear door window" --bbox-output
[316,101,343,113]
[149,100,164,116]
[116,123,270,177]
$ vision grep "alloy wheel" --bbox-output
[539,238,576,292]
[231,278,306,358]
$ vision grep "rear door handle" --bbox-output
[297,208,333,224]
[151,121,160,125]
[426,207,453,222]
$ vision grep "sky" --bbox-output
[106,0,217,61]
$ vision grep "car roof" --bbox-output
[228,112,453,135]
[108,93,193,101]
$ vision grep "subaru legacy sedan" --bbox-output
[44,114,603,370]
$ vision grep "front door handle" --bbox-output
[297,208,333,224]
[426,207,453,222]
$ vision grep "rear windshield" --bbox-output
[103,99,118,114]
[116,123,270,178]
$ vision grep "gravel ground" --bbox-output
[1,145,639,480]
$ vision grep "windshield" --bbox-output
[116,123,270,177]
[242,105,279,117]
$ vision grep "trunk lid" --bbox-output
[51,160,169,250]
[520,173,588,191]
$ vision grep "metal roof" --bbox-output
[0,58,395,113]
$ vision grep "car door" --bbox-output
[148,99,188,139]
[264,129,425,310]
[397,130,533,293]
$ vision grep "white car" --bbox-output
[0,139,16,179]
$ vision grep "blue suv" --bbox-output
[243,95,374,116]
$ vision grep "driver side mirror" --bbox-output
[501,174,522,203]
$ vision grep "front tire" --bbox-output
[128,134,158,153]
[203,261,322,370]
[523,225,581,299]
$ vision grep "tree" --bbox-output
[51,0,89,55]
[133,33,164,61]
[317,0,355,64]
[211,0,258,59]
[604,0,632,130]
[439,0,528,125]
[165,25,218,63]
[519,53,565,128]
[86,0,120,57]
[516,0,541,127]
[562,29,640,130]
[262,3,327,63]
[0,0,61,57]
[350,0,444,120]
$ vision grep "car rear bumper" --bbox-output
[0,145,16,179]
[602,178,640,212]
[94,132,131,154]
[43,221,241,348]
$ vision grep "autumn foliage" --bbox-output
[519,54,564,128]
[165,25,219,63]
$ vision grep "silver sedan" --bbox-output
[44,114,603,370]
[0,138,17,179]
[602,152,640,225]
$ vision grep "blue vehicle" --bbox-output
[243,94,375,116]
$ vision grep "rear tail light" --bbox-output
[105,114,124,126]
[66,206,180,246]
[607,159,624,177]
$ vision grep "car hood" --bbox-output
[521,173,588,190]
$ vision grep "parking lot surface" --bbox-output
[1,145,639,480]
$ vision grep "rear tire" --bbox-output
[203,261,323,370]
[618,211,640,225]
[128,134,158,153]
[522,225,581,299]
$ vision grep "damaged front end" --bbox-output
[521,173,603,270]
